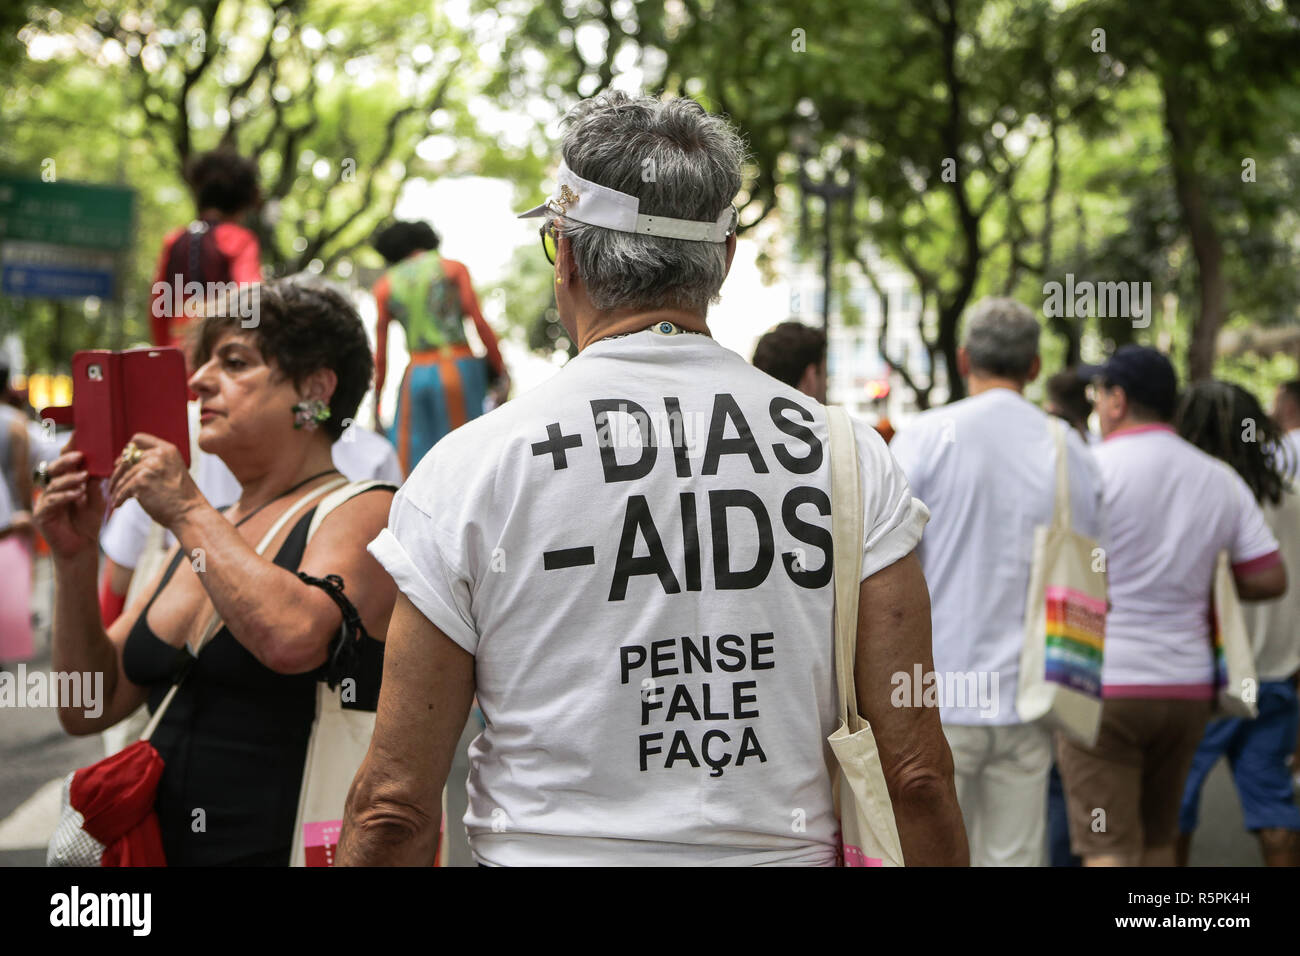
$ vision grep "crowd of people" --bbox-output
[0,90,1296,866]
[749,306,1300,867]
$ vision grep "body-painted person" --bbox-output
[371,221,509,475]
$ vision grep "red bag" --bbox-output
[47,741,168,866]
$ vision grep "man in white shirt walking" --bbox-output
[890,298,1104,866]
[337,92,968,866]
[1059,346,1286,867]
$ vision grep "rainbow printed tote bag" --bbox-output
[1017,418,1108,746]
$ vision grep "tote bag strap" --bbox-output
[827,406,864,731]
[305,479,398,542]
[138,474,350,742]
[1049,417,1071,530]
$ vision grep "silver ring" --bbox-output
[34,461,50,487]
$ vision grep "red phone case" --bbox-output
[41,348,191,477]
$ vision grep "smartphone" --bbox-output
[41,347,191,477]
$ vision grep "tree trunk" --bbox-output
[1162,72,1226,381]
[937,303,964,403]
[1040,116,1079,366]
[937,0,978,403]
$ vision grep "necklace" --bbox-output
[600,320,708,342]
[231,468,339,529]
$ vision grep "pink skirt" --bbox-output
[0,535,34,662]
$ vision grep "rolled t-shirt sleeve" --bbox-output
[854,418,930,580]
[367,488,479,655]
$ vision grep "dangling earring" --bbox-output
[292,397,331,430]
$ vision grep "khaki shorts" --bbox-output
[1056,697,1212,858]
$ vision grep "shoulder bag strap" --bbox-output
[138,474,350,742]
[304,479,398,542]
[827,406,864,732]
[1049,417,1071,531]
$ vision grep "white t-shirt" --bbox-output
[100,423,403,568]
[1242,484,1300,682]
[368,329,929,866]
[1279,430,1300,480]
[331,425,404,484]
[1093,425,1280,695]
[890,389,1104,725]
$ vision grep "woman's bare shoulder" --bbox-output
[314,485,397,537]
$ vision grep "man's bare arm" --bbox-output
[1235,560,1286,602]
[336,593,475,866]
[855,550,969,866]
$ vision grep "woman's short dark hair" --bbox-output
[752,321,827,389]
[191,280,373,441]
[372,221,440,266]
[185,149,261,216]
[1175,380,1287,506]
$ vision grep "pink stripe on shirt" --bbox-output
[1232,549,1282,576]
[1102,683,1215,700]
[1102,423,1176,442]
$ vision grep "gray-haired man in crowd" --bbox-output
[339,92,967,866]
[890,298,1104,866]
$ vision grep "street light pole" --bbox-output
[797,141,855,339]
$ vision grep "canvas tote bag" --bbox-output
[825,406,905,868]
[288,479,452,866]
[1210,549,1259,719]
[1016,418,1108,746]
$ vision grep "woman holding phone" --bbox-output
[35,279,398,866]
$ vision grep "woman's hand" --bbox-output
[106,433,204,528]
[32,448,106,559]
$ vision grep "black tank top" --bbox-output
[122,503,337,866]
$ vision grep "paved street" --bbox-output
[0,556,1277,866]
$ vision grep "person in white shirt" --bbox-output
[890,298,1104,866]
[337,91,968,867]
[1058,345,1286,867]
[1270,379,1300,798]
[1271,380,1300,479]
[1175,381,1300,867]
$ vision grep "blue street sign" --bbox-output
[1,262,115,299]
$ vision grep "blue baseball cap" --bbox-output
[1077,345,1179,419]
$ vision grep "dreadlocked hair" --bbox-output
[1175,380,1288,506]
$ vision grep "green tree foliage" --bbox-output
[2,0,504,369]
[483,0,1300,403]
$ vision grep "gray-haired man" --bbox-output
[339,92,967,866]
[890,297,1104,866]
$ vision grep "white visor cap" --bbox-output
[516,161,738,243]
